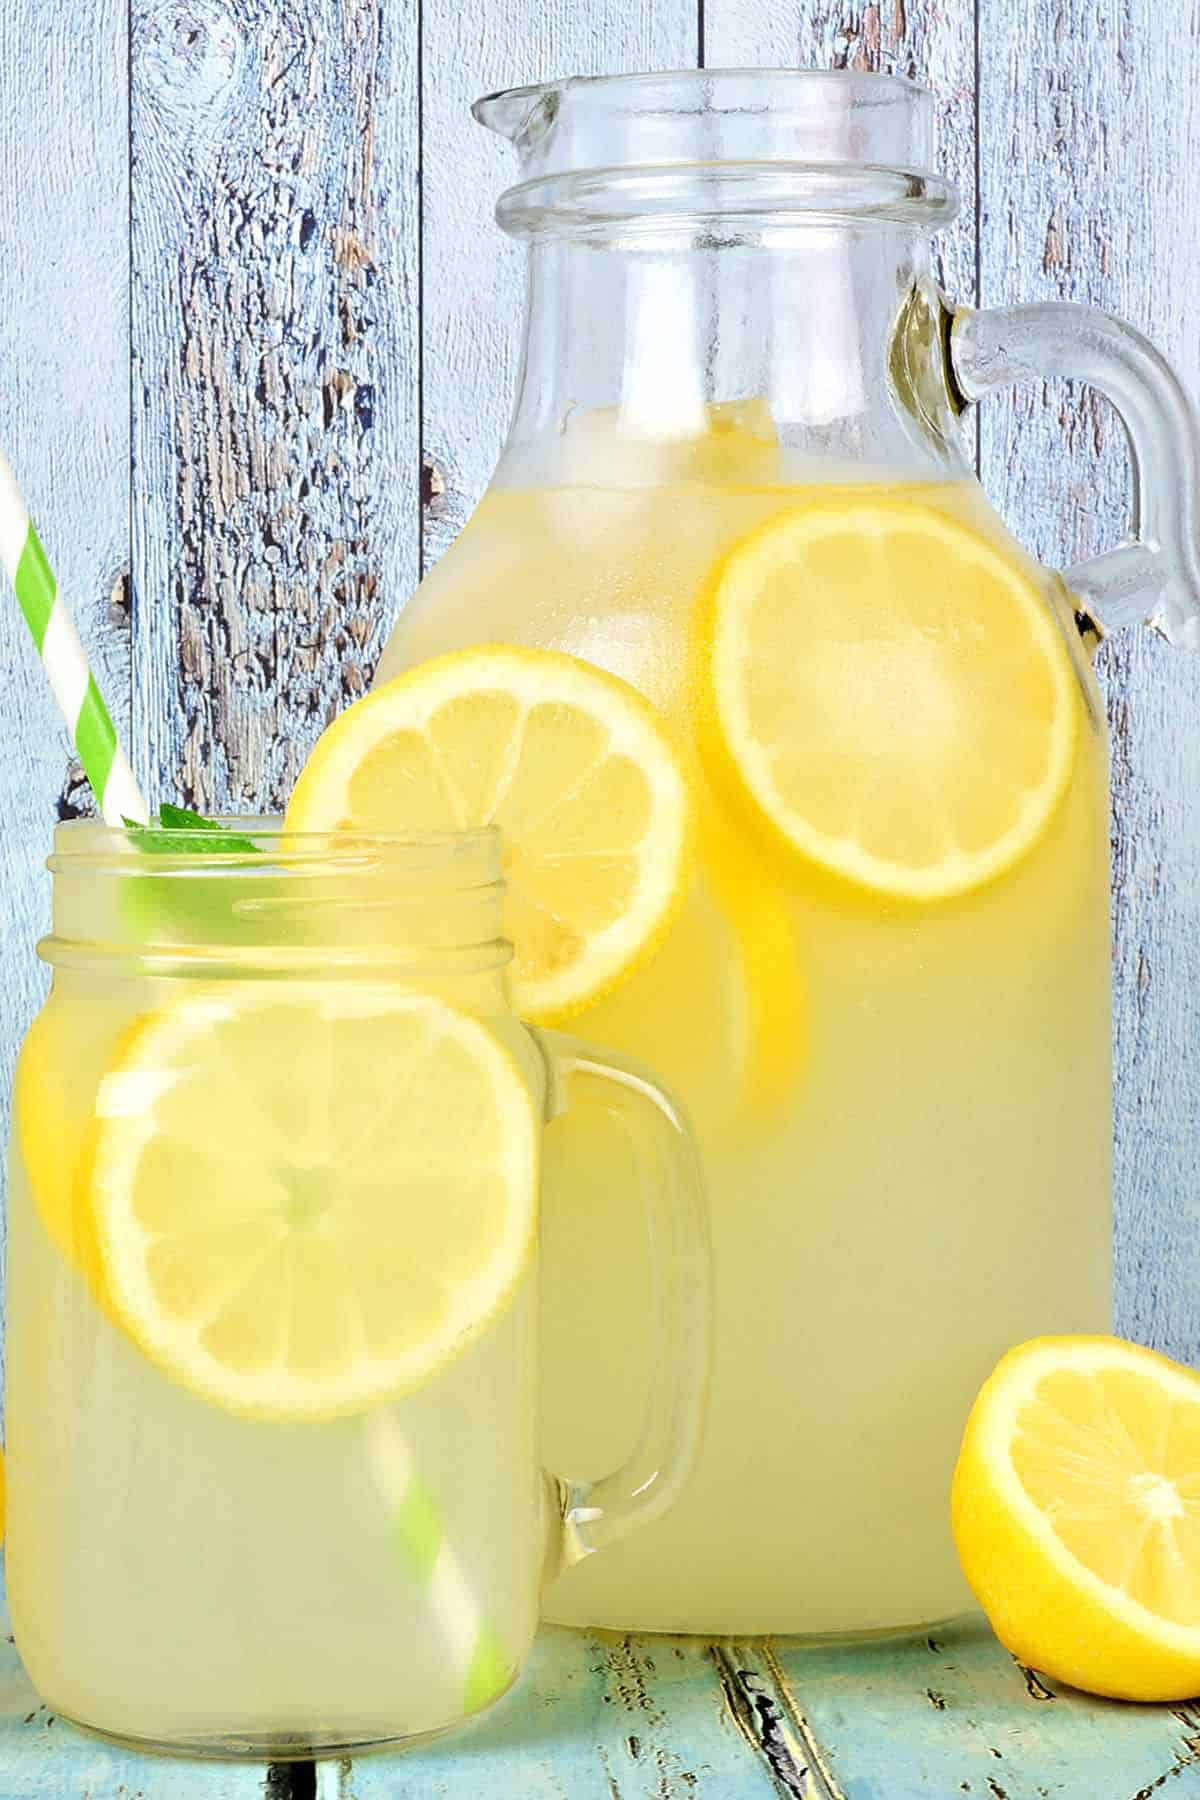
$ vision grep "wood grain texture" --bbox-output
[0,0,130,1396]
[770,1624,1200,1798]
[2,5,1200,1793]
[976,0,1200,1360]
[418,0,699,575]
[130,0,418,811]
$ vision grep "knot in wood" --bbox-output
[136,0,243,126]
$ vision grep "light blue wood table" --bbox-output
[1,0,1198,1793]
[0,1562,1197,1798]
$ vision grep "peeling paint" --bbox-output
[1016,1662,1056,1702]
[131,0,414,811]
[710,1648,813,1798]
[264,1764,317,1799]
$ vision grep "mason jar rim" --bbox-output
[40,817,511,979]
[47,817,503,882]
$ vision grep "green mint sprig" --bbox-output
[124,803,262,857]
[119,805,276,946]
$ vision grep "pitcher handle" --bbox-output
[532,1028,711,1574]
[949,303,1200,649]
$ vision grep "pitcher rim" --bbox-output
[474,67,933,124]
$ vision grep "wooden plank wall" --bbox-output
[0,0,1197,1360]
[0,0,129,1390]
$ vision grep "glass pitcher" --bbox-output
[5,822,708,1754]
[376,70,1200,1636]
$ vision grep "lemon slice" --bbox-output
[88,987,539,1420]
[15,1004,84,1270]
[701,808,805,1122]
[702,495,1079,902]
[953,1335,1200,1701]
[14,1003,114,1313]
[287,646,694,1020]
[583,801,804,1133]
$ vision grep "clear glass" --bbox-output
[4,821,709,1758]
[377,68,1200,1637]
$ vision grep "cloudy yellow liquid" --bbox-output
[5,975,541,1752]
[376,419,1113,1634]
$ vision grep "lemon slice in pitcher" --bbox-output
[88,988,539,1419]
[953,1336,1200,1701]
[582,803,805,1131]
[287,646,694,1019]
[701,495,1079,902]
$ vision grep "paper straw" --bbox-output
[0,447,503,1715]
[0,450,147,825]
[367,1409,512,1715]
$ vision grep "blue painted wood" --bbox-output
[976,0,1200,1364]
[772,1625,1200,1798]
[3,2,1200,1796]
[0,1559,1196,1799]
[0,0,130,1410]
[130,0,419,812]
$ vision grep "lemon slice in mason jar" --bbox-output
[286,645,695,1021]
[701,494,1079,902]
[87,987,539,1420]
[15,1001,115,1315]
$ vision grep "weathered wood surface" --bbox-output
[976,0,1200,1361]
[2,1,1200,1793]
[0,1570,1197,1799]
[0,0,129,1403]
[0,0,1195,1351]
[131,0,419,812]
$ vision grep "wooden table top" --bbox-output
[1,1571,1193,1799]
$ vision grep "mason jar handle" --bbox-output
[533,1028,710,1573]
[949,303,1200,649]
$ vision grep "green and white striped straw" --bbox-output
[0,445,505,1716]
[0,450,147,825]
[367,1410,512,1716]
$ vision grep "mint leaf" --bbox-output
[126,804,262,858]
[119,805,287,946]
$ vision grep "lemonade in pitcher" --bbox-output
[350,67,1200,1634]
[372,433,1110,1633]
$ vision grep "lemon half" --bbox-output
[953,1335,1200,1701]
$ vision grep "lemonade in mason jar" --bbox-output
[5,818,707,1755]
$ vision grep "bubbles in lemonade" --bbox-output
[375,404,1112,1635]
